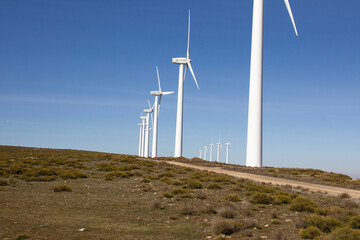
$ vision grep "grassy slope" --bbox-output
[0,146,359,240]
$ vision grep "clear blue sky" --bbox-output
[1,0,359,178]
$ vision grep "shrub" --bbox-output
[169,215,178,220]
[16,235,30,240]
[159,172,175,178]
[250,193,273,204]
[326,206,354,221]
[328,226,360,240]
[299,227,321,239]
[341,199,359,209]
[203,205,217,214]
[152,200,165,210]
[160,176,172,184]
[214,220,239,235]
[226,193,242,202]
[290,196,317,212]
[96,163,118,172]
[172,180,184,186]
[195,191,207,199]
[171,188,188,195]
[305,215,342,233]
[339,193,351,199]
[53,185,72,192]
[104,171,131,180]
[207,183,222,189]
[188,180,203,189]
[180,206,196,215]
[271,219,280,225]
[273,192,292,205]
[119,165,139,171]
[220,206,236,219]
[349,215,360,229]
[58,169,87,179]
[0,179,8,186]
[163,192,173,198]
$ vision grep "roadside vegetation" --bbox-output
[0,146,359,239]
[173,157,360,190]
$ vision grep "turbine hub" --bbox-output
[172,57,190,64]
[150,91,161,96]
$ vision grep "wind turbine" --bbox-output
[246,0,298,167]
[150,66,174,158]
[144,101,154,158]
[140,115,146,157]
[209,142,215,162]
[199,149,203,159]
[138,123,143,156]
[216,136,222,162]
[225,141,231,164]
[173,10,199,158]
[203,145,207,161]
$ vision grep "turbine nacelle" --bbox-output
[140,116,147,120]
[172,57,190,65]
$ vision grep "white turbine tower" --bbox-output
[203,145,207,160]
[199,149,203,159]
[140,115,146,157]
[246,0,298,167]
[144,101,154,158]
[225,141,231,164]
[216,137,222,162]
[209,143,215,162]
[173,10,199,157]
[138,123,143,156]
[150,66,174,158]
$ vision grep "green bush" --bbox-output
[273,192,292,205]
[225,194,241,202]
[163,192,173,198]
[214,220,240,235]
[207,183,222,189]
[250,193,273,204]
[16,235,30,240]
[328,227,360,240]
[53,185,72,192]
[103,171,131,180]
[299,227,321,239]
[171,188,188,195]
[160,176,172,184]
[188,180,203,189]
[180,206,196,215]
[159,172,175,178]
[290,196,317,212]
[119,165,140,171]
[58,169,87,179]
[0,179,8,186]
[96,163,119,172]
[307,214,342,233]
[349,215,360,229]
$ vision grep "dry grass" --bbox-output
[1,146,359,239]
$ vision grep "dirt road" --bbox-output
[169,161,360,199]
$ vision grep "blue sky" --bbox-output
[1,0,359,178]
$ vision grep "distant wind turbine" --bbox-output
[246,0,299,167]
[203,145,207,161]
[140,115,146,157]
[143,101,154,158]
[216,136,222,162]
[150,66,174,158]
[199,149,203,159]
[225,141,231,164]
[138,123,143,156]
[209,140,215,162]
[173,10,199,157]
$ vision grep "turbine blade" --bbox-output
[183,65,188,81]
[284,0,298,36]
[162,91,174,95]
[187,61,199,90]
[158,96,161,116]
[156,66,161,92]
[151,112,154,129]
[147,100,151,109]
[187,9,190,60]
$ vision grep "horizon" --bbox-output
[1,0,359,178]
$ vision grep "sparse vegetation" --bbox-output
[1,146,359,240]
[53,185,72,192]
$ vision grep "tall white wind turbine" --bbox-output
[144,101,154,158]
[246,0,298,167]
[203,145,207,161]
[216,137,222,162]
[138,123,143,156]
[209,143,214,162]
[150,66,174,158]
[173,10,199,157]
[225,141,231,164]
[199,149,203,159]
[140,115,146,157]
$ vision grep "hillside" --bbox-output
[1,146,360,240]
